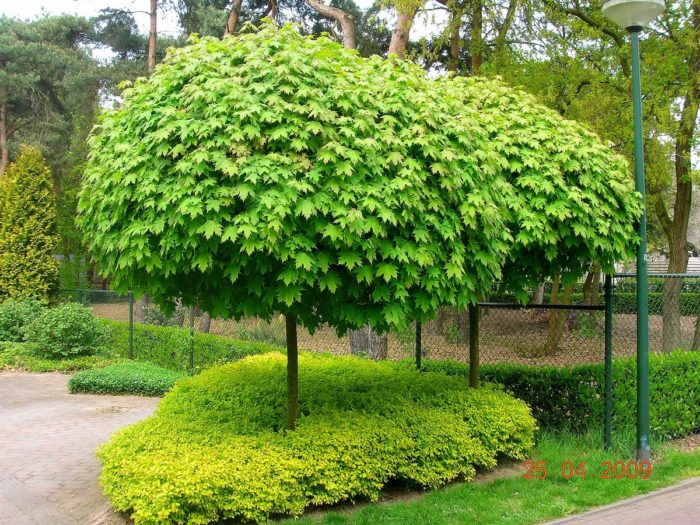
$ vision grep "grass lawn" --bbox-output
[284,431,700,525]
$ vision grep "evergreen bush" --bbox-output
[0,146,60,302]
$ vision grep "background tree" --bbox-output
[0,146,59,302]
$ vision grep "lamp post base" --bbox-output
[636,448,651,461]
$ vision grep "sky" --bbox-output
[2,0,184,36]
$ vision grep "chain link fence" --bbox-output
[60,272,700,367]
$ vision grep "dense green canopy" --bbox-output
[78,23,640,333]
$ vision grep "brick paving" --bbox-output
[0,373,159,525]
[547,476,700,525]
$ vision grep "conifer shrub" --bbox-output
[0,146,60,302]
[98,353,536,524]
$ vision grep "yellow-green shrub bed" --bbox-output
[98,353,536,524]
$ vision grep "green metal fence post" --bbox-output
[604,275,613,449]
[128,290,134,359]
[415,321,422,370]
[469,304,479,388]
[188,306,195,373]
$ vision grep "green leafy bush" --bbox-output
[105,319,283,371]
[24,302,111,358]
[98,353,536,524]
[69,362,186,396]
[0,298,45,342]
[420,350,700,440]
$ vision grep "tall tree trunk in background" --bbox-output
[200,312,211,333]
[692,304,700,350]
[659,1,699,352]
[224,0,244,35]
[530,282,545,305]
[494,0,518,60]
[148,0,157,74]
[285,314,298,430]
[544,275,574,355]
[582,263,601,306]
[270,0,278,20]
[470,0,483,74]
[306,0,356,49]
[348,324,388,360]
[0,87,8,177]
[447,11,460,73]
[388,8,418,58]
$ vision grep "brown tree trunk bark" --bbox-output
[544,276,574,355]
[660,0,699,353]
[200,312,211,333]
[136,295,149,323]
[349,324,388,359]
[388,9,417,58]
[285,314,298,430]
[0,89,8,177]
[470,0,483,74]
[306,0,356,49]
[148,0,157,74]
[494,0,518,60]
[530,282,546,305]
[224,0,244,35]
[447,12,460,73]
[692,302,700,350]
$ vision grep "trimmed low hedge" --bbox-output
[69,362,186,396]
[419,349,700,440]
[98,353,536,524]
[0,341,121,372]
[104,320,283,372]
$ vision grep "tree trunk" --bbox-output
[306,0,356,49]
[447,12,460,73]
[200,312,211,333]
[136,295,149,322]
[224,0,244,35]
[659,0,699,353]
[148,0,157,74]
[692,307,700,350]
[494,0,518,60]
[530,282,545,305]
[470,0,483,74]
[0,89,8,177]
[582,264,601,305]
[388,9,417,58]
[285,314,298,430]
[349,323,388,360]
[544,276,574,355]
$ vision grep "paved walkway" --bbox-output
[0,373,159,525]
[547,476,700,525]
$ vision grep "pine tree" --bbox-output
[0,146,59,302]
